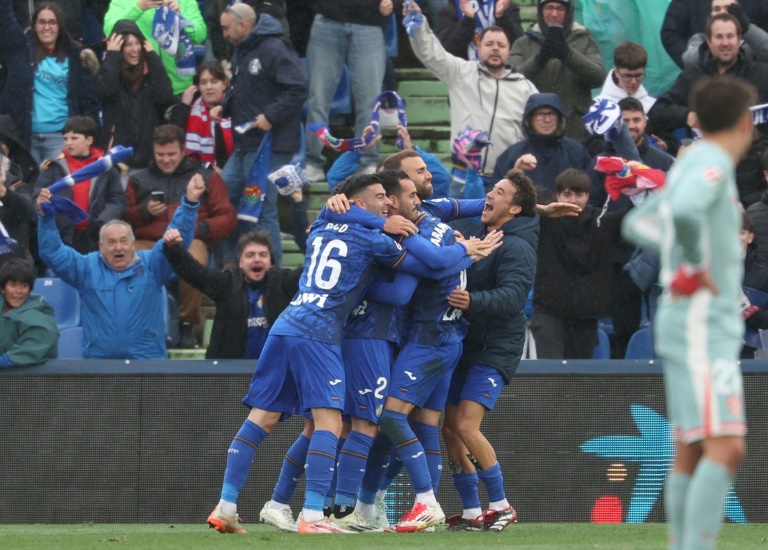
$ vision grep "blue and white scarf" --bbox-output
[455,0,496,60]
[238,134,272,223]
[152,6,196,76]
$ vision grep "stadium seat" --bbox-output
[57,326,83,359]
[592,328,611,360]
[625,327,655,359]
[33,278,81,329]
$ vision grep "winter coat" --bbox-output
[435,1,523,60]
[746,193,768,265]
[103,0,207,95]
[124,156,236,245]
[96,20,175,168]
[224,14,307,153]
[409,18,537,174]
[492,93,592,191]
[684,26,768,68]
[34,152,126,251]
[37,197,199,359]
[0,294,59,366]
[163,243,301,359]
[0,115,38,184]
[534,205,626,319]
[0,184,35,267]
[509,0,606,142]
[450,214,539,382]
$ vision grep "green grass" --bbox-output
[0,523,766,550]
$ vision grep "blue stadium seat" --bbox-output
[57,326,83,359]
[299,59,353,119]
[625,327,655,359]
[592,328,611,360]
[33,278,81,329]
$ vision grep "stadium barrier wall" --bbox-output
[1,360,766,524]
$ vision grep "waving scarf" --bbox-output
[238,133,272,223]
[454,0,496,60]
[152,6,196,76]
[185,97,234,166]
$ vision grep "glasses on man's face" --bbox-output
[36,19,59,28]
[543,4,567,13]
[534,110,558,119]
[618,70,645,82]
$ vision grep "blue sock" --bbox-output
[381,451,403,490]
[324,436,345,506]
[304,430,339,512]
[379,410,432,494]
[271,434,310,505]
[453,472,481,510]
[411,421,442,491]
[221,420,268,503]
[335,431,374,507]
[359,434,393,503]
[477,462,506,503]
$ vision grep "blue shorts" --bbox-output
[390,341,462,410]
[342,338,394,424]
[446,365,505,411]
[242,335,345,417]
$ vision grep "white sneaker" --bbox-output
[330,511,386,533]
[303,163,326,183]
[395,501,445,533]
[260,501,298,532]
[369,498,390,530]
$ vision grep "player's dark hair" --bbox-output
[62,116,99,139]
[378,170,410,197]
[555,168,591,194]
[339,173,383,200]
[613,41,647,70]
[503,168,537,217]
[237,231,275,265]
[618,97,645,115]
[153,124,185,147]
[0,258,36,291]
[382,150,420,171]
[706,12,742,39]
[690,75,756,133]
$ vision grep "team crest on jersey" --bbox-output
[376,404,383,417]
[702,166,722,186]
[249,58,262,75]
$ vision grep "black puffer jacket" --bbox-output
[163,242,301,359]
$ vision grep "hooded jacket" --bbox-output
[34,149,126,252]
[0,294,59,366]
[492,93,592,191]
[409,18,537,174]
[96,20,175,168]
[450,214,539,382]
[124,156,236,245]
[225,13,307,153]
[37,196,199,360]
[509,0,606,142]
[0,183,35,266]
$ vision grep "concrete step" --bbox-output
[398,79,448,98]
[403,96,450,125]
[396,68,439,81]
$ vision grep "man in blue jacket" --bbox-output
[213,4,307,267]
[443,168,540,532]
[35,174,205,359]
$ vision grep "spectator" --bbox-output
[36,173,205,360]
[213,4,306,267]
[96,20,175,183]
[435,0,523,61]
[103,0,207,96]
[1,1,99,162]
[0,155,35,268]
[34,116,126,254]
[205,0,288,61]
[648,14,768,146]
[0,115,39,185]
[661,0,768,69]
[683,0,768,68]
[163,231,301,359]
[745,149,768,264]
[406,3,537,197]
[0,258,59,368]
[531,168,626,359]
[123,124,237,348]
[509,0,606,142]
[302,0,394,182]
[168,61,234,171]
[596,41,656,114]
[740,212,768,358]
[492,93,591,192]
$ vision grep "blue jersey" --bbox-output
[343,269,407,344]
[270,220,406,345]
[421,198,484,223]
[404,213,469,345]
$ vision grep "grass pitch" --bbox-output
[0,523,766,550]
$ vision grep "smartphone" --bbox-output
[150,190,166,203]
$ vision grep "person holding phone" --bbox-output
[509,0,606,142]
